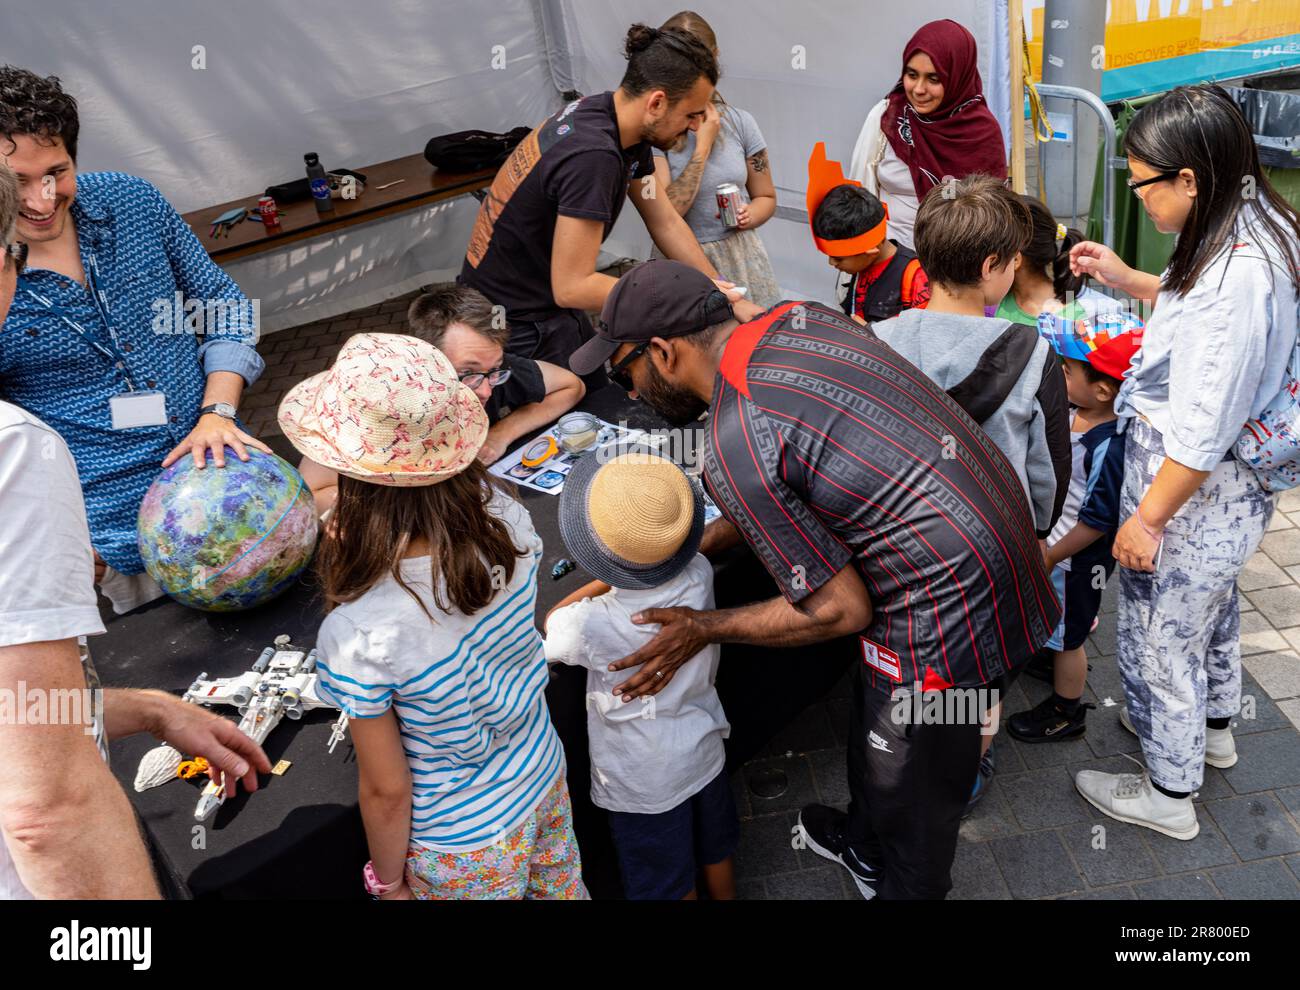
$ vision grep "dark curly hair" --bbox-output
[0,66,80,161]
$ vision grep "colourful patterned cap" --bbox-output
[277,332,488,486]
[1036,310,1145,380]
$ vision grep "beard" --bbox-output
[641,119,688,152]
[638,359,708,427]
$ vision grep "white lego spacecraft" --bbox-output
[181,635,350,821]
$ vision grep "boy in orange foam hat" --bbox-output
[807,142,929,325]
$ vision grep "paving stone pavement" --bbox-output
[249,293,1300,900]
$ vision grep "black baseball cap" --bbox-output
[569,260,734,377]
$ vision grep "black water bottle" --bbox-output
[304,153,333,214]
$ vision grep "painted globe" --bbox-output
[137,448,318,611]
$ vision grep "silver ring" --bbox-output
[654,670,664,680]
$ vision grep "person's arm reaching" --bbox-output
[102,688,273,801]
[0,639,159,899]
[630,174,719,279]
[1069,241,1161,309]
[608,561,872,700]
[551,215,619,313]
[485,360,585,459]
[699,518,743,558]
[163,370,273,470]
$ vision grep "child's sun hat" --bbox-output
[559,447,704,590]
[277,332,488,486]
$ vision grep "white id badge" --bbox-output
[109,390,168,429]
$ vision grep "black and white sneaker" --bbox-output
[1008,696,1094,742]
[794,804,881,900]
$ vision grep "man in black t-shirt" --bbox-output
[569,260,1058,900]
[460,24,731,383]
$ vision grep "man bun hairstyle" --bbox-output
[813,185,887,243]
[406,285,508,350]
[620,23,718,103]
[914,174,1031,289]
[0,66,80,161]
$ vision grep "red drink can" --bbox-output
[258,195,280,230]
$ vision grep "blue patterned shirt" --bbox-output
[0,171,265,573]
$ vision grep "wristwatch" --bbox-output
[199,402,238,421]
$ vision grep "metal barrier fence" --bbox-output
[1034,82,1125,249]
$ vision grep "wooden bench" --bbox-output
[182,154,495,263]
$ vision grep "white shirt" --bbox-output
[0,401,107,900]
[1117,205,1300,471]
[544,554,729,815]
[877,142,920,252]
[314,487,565,853]
[1047,430,1087,571]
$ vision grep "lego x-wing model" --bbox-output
[182,635,350,821]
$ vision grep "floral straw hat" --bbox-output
[277,332,488,486]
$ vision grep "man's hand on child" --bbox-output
[608,606,708,701]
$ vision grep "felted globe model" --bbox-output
[137,448,318,612]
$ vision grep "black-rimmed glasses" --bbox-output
[458,366,512,390]
[1127,171,1180,194]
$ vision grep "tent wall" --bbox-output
[1,0,1010,328]
[553,0,1010,303]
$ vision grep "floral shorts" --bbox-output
[405,774,589,900]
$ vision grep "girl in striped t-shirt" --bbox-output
[278,332,585,900]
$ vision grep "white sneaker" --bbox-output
[1118,708,1238,768]
[1075,769,1199,841]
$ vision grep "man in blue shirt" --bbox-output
[0,67,268,611]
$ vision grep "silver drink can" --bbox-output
[716,182,741,228]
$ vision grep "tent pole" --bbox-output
[1009,0,1026,194]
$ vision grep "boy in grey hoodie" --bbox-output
[873,175,1071,812]
[873,175,1071,541]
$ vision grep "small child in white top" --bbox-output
[544,448,736,900]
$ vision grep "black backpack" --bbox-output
[423,127,531,172]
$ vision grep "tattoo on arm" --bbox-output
[668,155,709,213]
[749,150,769,174]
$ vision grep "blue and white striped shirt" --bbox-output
[315,489,564,853]
[0,171,264,573]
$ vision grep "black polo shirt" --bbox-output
[702,301,1060,690]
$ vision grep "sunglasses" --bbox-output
[3,241,28,275]
[458,366,512,390]
[1126,171,1180,194]
[607,342,649,392]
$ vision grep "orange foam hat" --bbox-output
[807,141,888,257]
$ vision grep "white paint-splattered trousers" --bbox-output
[1117,418,1275,793]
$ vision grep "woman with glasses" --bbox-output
[1066,85,1300,841]
[299,285,585,515]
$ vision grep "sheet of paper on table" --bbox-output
[487,416,721,523]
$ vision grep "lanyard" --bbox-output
[21,251,139,391]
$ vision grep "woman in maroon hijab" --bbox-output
[849,19,1007,251]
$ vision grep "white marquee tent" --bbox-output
[1,0,1012,332]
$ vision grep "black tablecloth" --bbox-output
[101,386,852,899]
